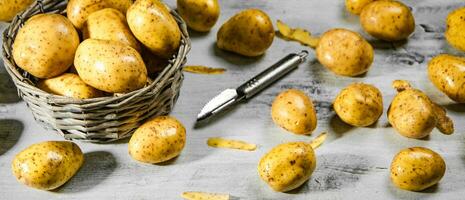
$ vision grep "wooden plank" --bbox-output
[1,1,465,199]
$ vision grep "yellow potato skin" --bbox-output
[67,0,133,29]
[217,9,275,57]
[345,0,376,15]
[12,14,79,79]
[74,39,147,93]
[388,88,436,139]
[360,0,415,41]
[11,141,84,190]
[0,0,35,21]
[127,0,181,59]
[177,0,220,32]
[390,147,446,191]
[83,8,140,51]
[333,83,383,127]
[446,7,465,52]
[428,54,465,103]
[316,28,374,76]
[258,142,316,192]
[271,89,317,135]
[128,116,186,164]
[38,73,105,99]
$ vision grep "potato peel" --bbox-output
[277,20,320,48]
[181,191,230,200]
[432,103,454,135]
[207,137,257,151]
[183,65,226,75]
[309,132,327,149]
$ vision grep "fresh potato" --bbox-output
[258,142,316,192]
[217,9,275,57]
[446,7,465,52]
[271,89,317,135]
[83,8,140,51]
[67,0,133,29]
[316,28,373,76]
[11,141,84,190]
[127,0,181,59]
[12,14,79,79]
[345,0,376,15]
[128,116,186,164]
[428,54,465,103]
[360,0,415,41]
[388,80,454,139]
[333,83,383,127]
[38,73,105,99]
[0,0,35,21]
[177,0,220,32]
[74,39,147,93]
[390,147,446,191]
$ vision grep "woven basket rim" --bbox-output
[1,0,191,106]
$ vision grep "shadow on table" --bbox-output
[211,43,264,66]
[329,114,353,138]
[0,119,23,155]
[287,153,371,194]
[188,29,211,38]
[339,4,359,24]
[387,176,440,198]
[58,151,117,193]
[0,73,21,104]
[445,103,465,113]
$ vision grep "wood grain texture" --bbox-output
[1,0,465,199]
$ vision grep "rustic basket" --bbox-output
[1,0,190,142]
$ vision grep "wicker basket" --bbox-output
[1,0,190,143]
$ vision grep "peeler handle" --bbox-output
[237,50,308,99]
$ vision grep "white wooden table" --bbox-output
[1,0,465,199]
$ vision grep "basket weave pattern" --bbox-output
[1,0,191,142]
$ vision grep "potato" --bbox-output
[11,141,84,190]
[0,0,35,21]
[271,89,317,135]
[390,147,446,191]
[428,54,465,103]
[217,9,275,57]
[177,0,220,32]
[67,0,133,29]
[316,28,373,76]
[258,142,316,192]
[345,0,376,15]
[360,0,415,41]
[83,8,140,51]
[127,0,181,59]
[74,39,147,93]
[388,80,454,139]
[333,83,383,127]
[12,14,79,79]
[38,73,105,99]
[445,7,465,52]
[128,116,186,164]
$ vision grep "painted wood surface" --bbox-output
[1,0,465,199]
